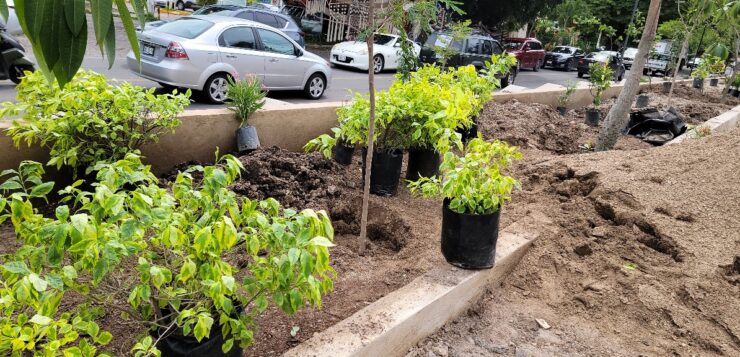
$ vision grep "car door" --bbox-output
[255,27,308,89]
[217,26,265,82]
[481,39,494,61]
[461,37,483,68]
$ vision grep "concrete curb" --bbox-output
[284,212,553,357]
[667,104,740,145]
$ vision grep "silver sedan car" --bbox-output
[127,15,331,103]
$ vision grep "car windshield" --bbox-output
[192,6,232,15]
[587,52,610,61]
[623,48,638,57]
[373,34,395,45]
[504,41,524,50]
[156,18,213,39]
[551,47,573,54]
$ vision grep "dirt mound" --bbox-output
[231,146,348,210]
[478,99,586,154]
[411,127,740,356]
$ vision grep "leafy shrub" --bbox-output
[695,54,724,79]
[408,138,522,215]
[303,92,370,158]
[226,76,267,127]
[0,153,336,355]
[2,70,190,175]
[588,62,613,106]
[558,80,578,106]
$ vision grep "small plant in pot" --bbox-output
[557,80,577,115]
[408,138,522,269]
[227,76,267,152]
[586,62,613,127]
[304,92,368,165]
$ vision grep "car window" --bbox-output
[255,12,279,28]
[552,46,572,54]
[575,49,583,56]
[528,42,542,50]
[504,41,523,50]
[257,28,295,55]
[236,10,254,21]
[275,16,288,28]
[425,32,461,51]
[481,40,493,56]
[156,18,213,39]
[193,6,231,15]
[219,27,256,50]
[493,41,503,54]
[465,38,482,54]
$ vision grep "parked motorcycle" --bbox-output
[0,26,34,84]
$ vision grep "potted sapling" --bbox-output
[557,80,577,115]
[304,92,368,165]
[409,138,522,268]
[586,62,613,126]
[227,76,267,152]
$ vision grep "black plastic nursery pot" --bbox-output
[585,109,600,127]
[457,116,479,143]
[732,88,740,98]
[635,94,649,108]
[692,78,704,89]
[333,140,355,166]
[709,78,719,87]
[557,106,567,115]
[236,126,260,152]
[662,81,672,93]
[361,148,404,197]
[441,199,502,269]
[406,147,441,181]
[157,328,243,357]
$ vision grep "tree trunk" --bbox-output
[358,2,375,255]
[668,35,690,99]
[722,34,739,99]
[596,31,602,49]
[596,0,662,151]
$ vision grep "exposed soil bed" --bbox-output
[0,83,735,356]
[409,129,740,356]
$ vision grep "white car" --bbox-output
[330,33,421,74]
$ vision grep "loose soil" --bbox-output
[0,82,736,356]
[409,131,740,355]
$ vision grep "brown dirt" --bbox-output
[410,126,740,357]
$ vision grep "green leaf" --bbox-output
[93,258,110,283]
[54,20,87,88]
[96,331,113,345]
[30,181,54,198]
[38,0,64,70]
[178,259,196,282]
[29,273,49,292]
[309,236,335,247]
[0,1,7,22]
[194,314,214,342]
[222,338,234,354]
[30,314,53,326]
[64,0,86,36]
[90,0,113,51]
[115,0,140,62]
[0,180,23,191]
[3,261,30,275]
[103,15,116,69]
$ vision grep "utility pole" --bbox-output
[623,0,641,51]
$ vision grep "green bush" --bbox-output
[2,70,190,176]
[226,76,267,127]
[408,138,522,215]
[588,62,613,106]
[0,153,336,355]
[695,54,724,79]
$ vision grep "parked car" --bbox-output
[330,34,420,74]
[543,45,584,71]
[155,0,197,11]
[127,16,331,103]
[577,51,626,81]
[622,47,638,69]
[687,55,702,69]
[644,53,675,76]
[419,31,517,87]
[503,37,546,71]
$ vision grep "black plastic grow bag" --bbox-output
[625,107,687,145]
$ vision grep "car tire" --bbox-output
[565,59,573,71]
[8,64,33,85]
[372,55,384,74]
[577,71,584,78]
[304,73,326,100]
[176,1,185,10]
[618,73,623,81]
[533,60,541,72]
[202,73,231,104]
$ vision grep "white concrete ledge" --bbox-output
[284,212,552,357]
[667,104,740,145]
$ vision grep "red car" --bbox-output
[503,38,546,71]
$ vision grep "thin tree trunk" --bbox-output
[596,0,662,151]
[668,35,690,98]
[596,31,602,49]
[358,2,375,255]
[722,34,739,99]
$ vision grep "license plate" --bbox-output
[337,55,346,61]
[547,60,553,65]
[143,44,155,56]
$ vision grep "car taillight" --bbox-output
[579,59,584,64]
[165,41,188,59]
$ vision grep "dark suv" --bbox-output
[544,45,584,71]
[419,31,517,87]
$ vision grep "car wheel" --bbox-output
[202,73,230,104]
[533,60,541,72]
[304,73,326,100]
[618,73,623,81]
[372,55,384,74]
[577,71,584,78]
[176,1,185,10]
[564,59,573,71]
[8,64,33,85]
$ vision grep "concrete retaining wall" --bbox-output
[0,79,690,175]
[667,104,740,144]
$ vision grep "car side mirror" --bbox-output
[295,47,303,57]
[393,42,401,48]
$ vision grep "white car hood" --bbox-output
[333,41,369,53]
